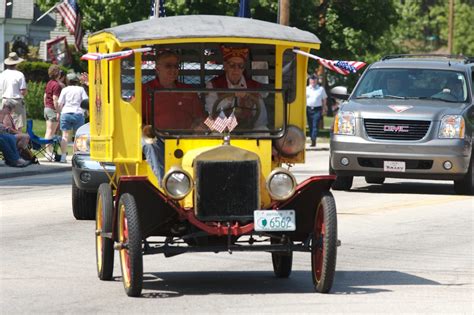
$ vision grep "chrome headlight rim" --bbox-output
[162,167,193,200]
[266,168,297,201]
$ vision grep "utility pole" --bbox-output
[279,0,290,25]
[448,0,454,54]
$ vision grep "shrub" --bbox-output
[24,81,46,120]
[17,61,69,83]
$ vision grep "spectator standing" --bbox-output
[58,73,88,163]
[306,74,327,147]
[43,65,63,159]
[0,52,28,130]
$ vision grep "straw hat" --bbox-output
[4,52,24,66]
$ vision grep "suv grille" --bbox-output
[364,119,430,140]
[195,160,259,221]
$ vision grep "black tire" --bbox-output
[454,155,473,195]
[365,176,385,184]
[329,162,353,191]
[271,238,293,278]
[311,191,337,293]
[72,179,97,220]
[96,183,114,280]
[118,193,143,297]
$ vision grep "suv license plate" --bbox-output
[254,210,296,232]
[384,161,406,172]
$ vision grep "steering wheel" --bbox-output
[212,93,261,129]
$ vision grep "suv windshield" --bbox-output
[352,68,469,103]
[146,88,286,137]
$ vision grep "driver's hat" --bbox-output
[221,46,249,61]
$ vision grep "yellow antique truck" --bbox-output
[83,15,338,297]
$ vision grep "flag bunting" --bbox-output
[292,49,366,76]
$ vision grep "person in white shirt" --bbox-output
[306,74,327,147]
[58,72,88,163]
[0,52,28,130]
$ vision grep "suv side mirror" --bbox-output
[330,86,349,100]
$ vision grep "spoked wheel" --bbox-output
[95,183,114,280]
[271,237,293,278]
[311,191,338,293]
[118,193,143,297]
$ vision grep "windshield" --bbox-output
[145,88,286,137]
[352,68,469,103]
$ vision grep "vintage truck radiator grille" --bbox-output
[195,160,259,221]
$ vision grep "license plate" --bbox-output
[384,161,406,172]
[254,210,296,232]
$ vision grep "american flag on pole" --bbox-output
[204,116,215,129]
[317,57,366,76]
[57,0,84,50]
[150,0,166,18]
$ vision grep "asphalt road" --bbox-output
[0,149,473,313]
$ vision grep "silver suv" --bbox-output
[330,55,473,195]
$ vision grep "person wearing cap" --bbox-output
[57,72,88,163]
[306,74,327,147]
[0,52,28,130]
[205,46,268,129]
[43,65,64,159]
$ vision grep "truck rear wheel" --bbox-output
[96,183,114,280]
[271,238,293,278]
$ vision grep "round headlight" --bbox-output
[274,125,305,157]
[266,168,297,200]
[163,168,193,200]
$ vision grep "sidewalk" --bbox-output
[0,156,72,179]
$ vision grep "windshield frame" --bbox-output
[148,87,288,139]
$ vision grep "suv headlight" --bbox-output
[266,168,296,201]
[73,134,89,153]
[163,168,193,200]
[438,115,465,139]
[333,111,355,135]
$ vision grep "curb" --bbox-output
[0,165,71,180]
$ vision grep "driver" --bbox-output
[142,50,206,184]
[205,46,268,129]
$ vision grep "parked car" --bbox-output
[330,54,473,195]
[72,123,115,220]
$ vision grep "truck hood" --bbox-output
[341,99,469,121]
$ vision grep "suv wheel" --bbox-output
[329,162,353,191]
[365,176,385,184]
[454,156,473,195]
[72,179,97,220]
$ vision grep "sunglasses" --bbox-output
[227,62,245,70]
[159,63,180,70]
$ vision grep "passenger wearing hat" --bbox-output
[0,52,28,130]
[57,72,88,163]
[306,73,327,147]
[205,46,268,129]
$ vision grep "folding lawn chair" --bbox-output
[26,119,61,162]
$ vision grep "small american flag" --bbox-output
[318,58,366,76]
[57,0,84,50]
[212,112,228,133]
[204,116,215,129]
[226,113,238,132]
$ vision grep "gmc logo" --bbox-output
[383,125,409,132]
